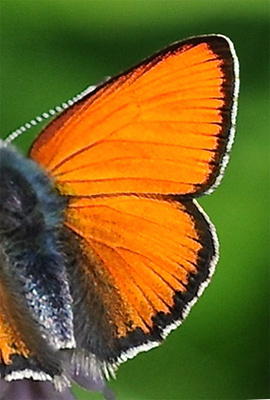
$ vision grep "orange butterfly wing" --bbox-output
[29,35,238,363]
[0,253,29,365]
[65,196,216,340]
[30,35,238,197]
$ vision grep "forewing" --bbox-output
[30,35,238,197]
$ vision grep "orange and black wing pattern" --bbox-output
[29,35,239,365]
[31,35,238,198]
[62,195,217,364]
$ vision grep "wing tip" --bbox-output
[205,34,240,195]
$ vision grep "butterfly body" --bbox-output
[0,145,75,380]
[0,35,239,397]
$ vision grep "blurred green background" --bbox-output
[0,1,269,399]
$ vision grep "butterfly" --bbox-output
[0,34,239,399]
